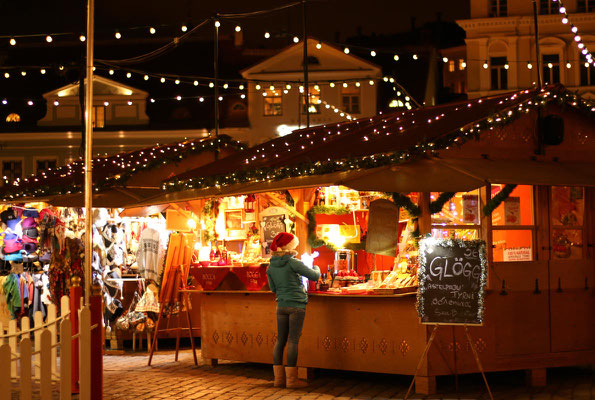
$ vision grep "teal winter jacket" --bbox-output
[266,253,320,309]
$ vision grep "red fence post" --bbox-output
[90,283,103,400]
[70,276,82,394]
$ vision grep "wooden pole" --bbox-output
[302,0,310,128]
[404,325,439,400]
[84,0,94,306]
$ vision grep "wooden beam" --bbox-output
[261,193,308,224]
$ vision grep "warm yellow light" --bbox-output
[144,75,149,80]
[214,21,220,28]
[115,31,122,39]
[9,38,16,46]
[126,72,132,78]
[80,35,86,42]
[344,47,350,54]
[264,32,270,39]
[235,25,241,32]
[329,82,335,88]
[187,219,197,230]
[46,35,52,43]
[149,27,156,34]
[109,69,114,75]
[316,42,322,49]
[181,25,188,32]
[293,36,299,43]
[160,77,166,83]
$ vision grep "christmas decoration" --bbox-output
[482,184,517,216]
[306,205,364,251]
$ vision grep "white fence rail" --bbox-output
[0,295,96,400]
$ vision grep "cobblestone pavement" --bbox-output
[102,349,594,400]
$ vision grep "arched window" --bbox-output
[5,113,20,122]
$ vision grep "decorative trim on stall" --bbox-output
[482,184,517,216]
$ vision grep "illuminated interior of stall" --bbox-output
[491,184,534,262]
[550,186,585,260]
[430,189,481,241]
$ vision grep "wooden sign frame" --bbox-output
[416,238,488,326]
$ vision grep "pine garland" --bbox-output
[429,192,457,214]
[483,184,517,216]
[307,205,351,251]
[391,192,456,218]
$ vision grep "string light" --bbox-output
[264,32,270,39]
[109,69,114,75]
[104,101,109,106]
[194,80,199,86]
[527,62,533,69]
[442,57,448,63]
[127,72,132,78]
[235,26,241,32]
[40,69,46,74]
[175,79,180,84]
[161,77,166,83]
[214,20,220,28]
[483,61,489,69]
[21,71,26,76]
[344,47,350,54]
[293,36,299,43]
[9,38,16,46]
[149,27,156,34]
[316,42,322,50]
[370,50,376,57]
[394,55,399,61]
[144,75,149,80]
[45,35,52,43]
[412,54,418,60]
[557,0,593,64]
[79,34,86,42]
[181,25,188,32]
[4,73,9,79]
[115,31,122,39]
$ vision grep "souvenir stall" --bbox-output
[132,85,594,394]
[0,135,242,348]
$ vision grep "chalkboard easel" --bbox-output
[404,238,493,400]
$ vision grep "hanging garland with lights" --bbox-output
[306,205,364,251]
[163,88,594,195]
[390,192,456,218]
[201,198,221,244]
[0,135,245,201]
[482,184,517,216]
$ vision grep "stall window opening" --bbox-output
[491,185,535,262]
[92,106,105,128]
[550,186,585,260]
[263,88,283,116]
[431,190,481,241]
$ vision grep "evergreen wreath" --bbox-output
[483,184,517,216]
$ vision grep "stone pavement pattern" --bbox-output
[102,349,594,400]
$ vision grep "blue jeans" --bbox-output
[273,307,306,367]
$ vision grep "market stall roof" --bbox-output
[0,135,244,206]
[149,84,593,203]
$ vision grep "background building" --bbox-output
[458,0,595,98]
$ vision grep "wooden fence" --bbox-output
[0,295,97,400]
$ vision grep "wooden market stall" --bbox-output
[0,135,243,350]
[128,85,594,394]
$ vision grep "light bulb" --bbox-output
[504,64,510,69]
[127,72,132,78]
[9,38,16,46]
[209,82,214,88]
[240,94,246,99]
[269,85,275,90]
[79,35,86,42]
[149,27,156,34]
[571,26,578,33]
[21,71,26,76]
[109,69,114,75]
[144,75,149,80]
[199,97,204,102]
[194,80,198,86]
[160,77,166,83]
[239,84,244,90]
[355,81,361,87]
[527,63,533,69]
[369,80,374,85]
[547,63,553,69]
[344,47,350,54]
[559,6,566,13]
[176,96,182,101]
[461,61,467,68]
[46,35,53,43]
[314,84,320,91]
[214,21,220,28]
[218,96,223,101]
[40,69,46,74]
[566,62,571,69]
[443,57,448,63]
[27,100,33,106]
[181,25,188,32]
[343,82,348,88]
[235,26,241,32]
[371,50,376,57]
[316,42,321,49]
[394,54,399,61]
[115,31,122,39]
[286,84,291,90]
[175,79,180,85]
[127,100,133,105]
[150,98,155,103]
[575,35,581,42]
[329,82,335,87]
[412,54,418,60]
[293,36,299,43]
[104,101,109,106]
[483,62,489,69]
[255,84,261,90]
[54,100,59,106]
[562,18,568,24]
[264,32,270,39]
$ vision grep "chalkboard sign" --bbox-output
[417,238,488,325]
[262,214,286,242]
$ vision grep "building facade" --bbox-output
[458,0,595,98]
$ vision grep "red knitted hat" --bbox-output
[270,232,299,252]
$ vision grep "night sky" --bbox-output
[0,0,469,44]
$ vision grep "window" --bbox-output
[341,86,361,114]
[2,160,22,182]
[263,88,283,116]
[542,54,560,84]
[5,113,20,123]
[301,85,320,114]
[431,190,481,241]
[491,185,535,262]
[459,59,466,70]
[489,0,507,17]
[448,60,455,72]
[540,0,559,14]
[577,0,592,12]
[579,54,595,86]
[551,187,585,259]
[36,159,57,173]
[93,106,105,128]
[490,57,508,90]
